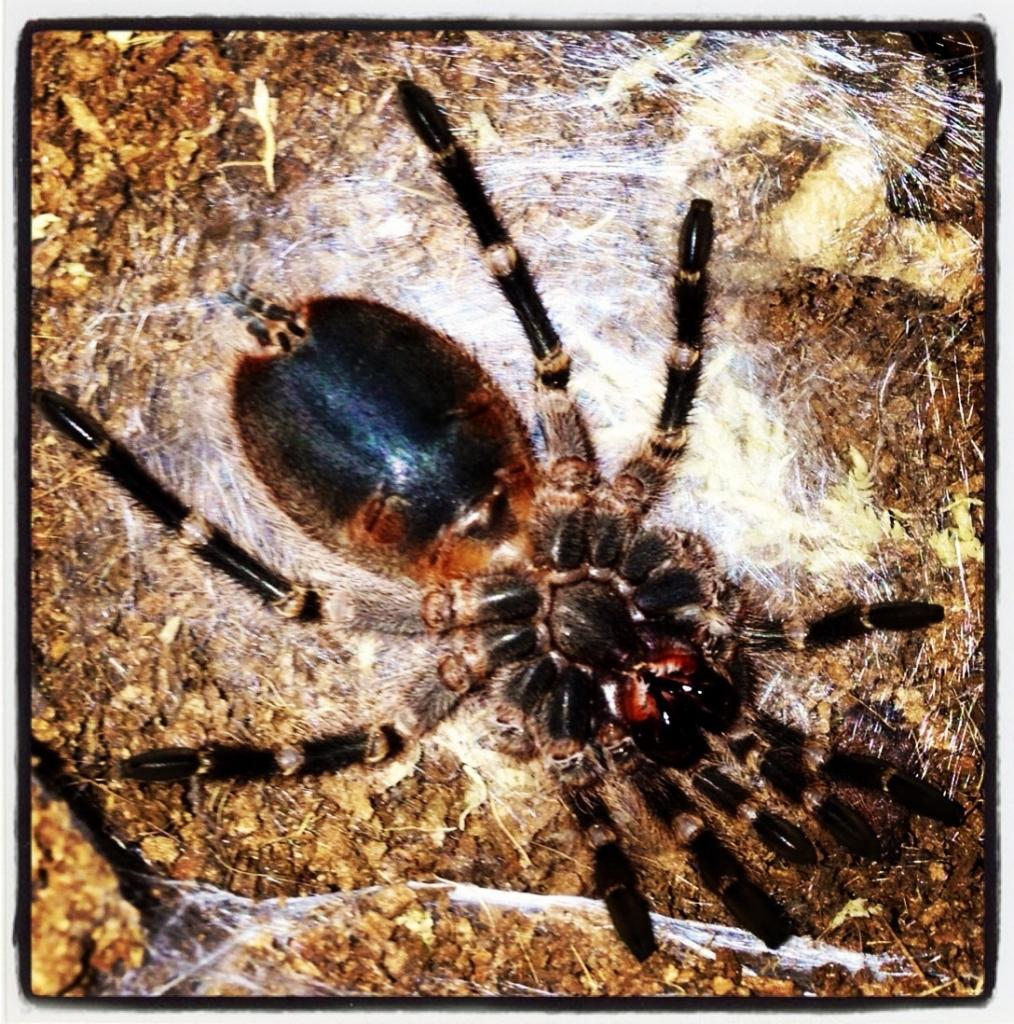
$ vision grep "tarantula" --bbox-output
[35,79,964,961]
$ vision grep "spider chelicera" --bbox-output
[35,79,964,961]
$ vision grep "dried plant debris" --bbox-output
[30,29,986,999]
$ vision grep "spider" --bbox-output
[35,79,965,962]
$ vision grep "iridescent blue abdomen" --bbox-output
[233,299,532,576]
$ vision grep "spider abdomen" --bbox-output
[233,298,533,577]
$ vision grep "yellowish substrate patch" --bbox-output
[679,346,908,576]
[929,494,984,568]
[675,40,979,304]
[764,145,980,304]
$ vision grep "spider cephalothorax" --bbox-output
[35,78,963,962]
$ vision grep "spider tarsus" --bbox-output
[36,388,190,529]
[867,601,945,630]
[689,828,793,947]
[594,842,657,962]
[805,600,944,645]
[604,887,657,962]
[815,795,882,859]
[678,199,714,277]
[889,32,982,222]
[397,79,454,153]
[822,752,964,825]
[721,879,792,949]
[122,748,201,782]
[565,790,659,959]
[887,771,965,826]
[752,811,819,866]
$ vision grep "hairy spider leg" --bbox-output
[123,728,399,782]
[617,199,714,512]
[398,78,602,563]
[121,643,480,784]
[494,647,668,960]
[398,79,599,480]
[746,599,945,651]
[398,80,569,391]
[34,389,322,621]
[745,712,964,835]
[564,784,657,961]
[31,738,163,919]
[736,601,961,844]
[628,762,793,948]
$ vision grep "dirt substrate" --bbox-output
[28,28,987,1000]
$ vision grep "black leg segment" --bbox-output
[821,752,964,825]
[35,389,321,620]
[615,201,714,505]
[122,729,385,783]
[674,198,713,346]
[688,829,792,948]
[752,811,818,866]
[196,527,291,605]
[36,389,187,529]
[594,841,657,962]
[656,199,713,438]
[747,600,945,651]
[398,81,568,388]
[693,766,817,865]
[301,731,377,775]
[565,787,657,961]
[123,744,278,782]
[806,601,944,646]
